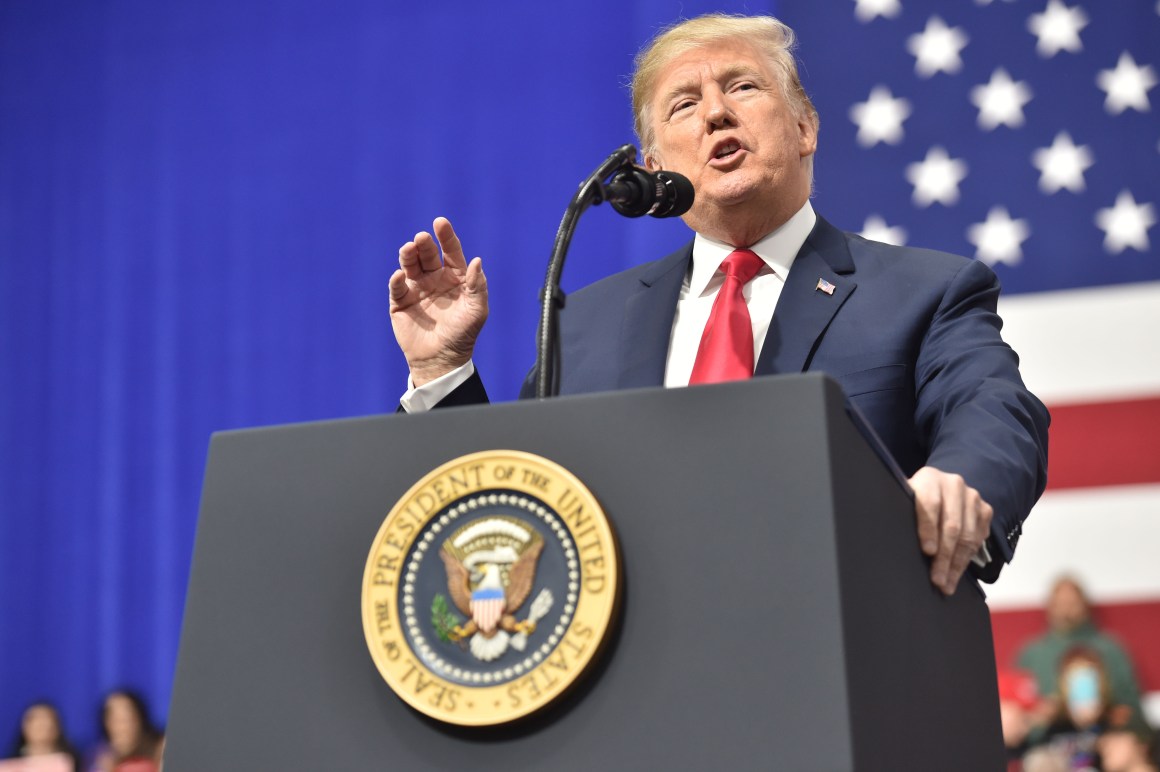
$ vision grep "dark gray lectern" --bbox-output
[166,374,1004,770]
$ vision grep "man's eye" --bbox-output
[672,100,695,114]
[733,82,757,92]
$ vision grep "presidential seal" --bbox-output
[361,450,620,726]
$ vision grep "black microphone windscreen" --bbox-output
[652,171,695,218]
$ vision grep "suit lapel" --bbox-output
[755,216,858,376]
[616,243,692,389]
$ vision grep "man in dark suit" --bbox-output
[387,14,1049,593]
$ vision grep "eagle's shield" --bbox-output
[470,587,505,634]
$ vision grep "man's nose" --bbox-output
[703,88,735,131]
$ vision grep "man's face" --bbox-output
[645,39,817,245]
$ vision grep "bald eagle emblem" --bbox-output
[434,516,554,662]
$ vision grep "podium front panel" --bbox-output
[166,374,1001,770]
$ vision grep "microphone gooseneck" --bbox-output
[534,146,696,399]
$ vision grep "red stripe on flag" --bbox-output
[991,601,1160,696]
[1046,396,1160,490]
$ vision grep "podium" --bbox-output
[165,374,1005,770]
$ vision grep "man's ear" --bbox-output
[644,154,661,171]
[798,117,818,159]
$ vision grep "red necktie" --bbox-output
[688,249,765,385]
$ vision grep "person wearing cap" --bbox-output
[999,669,1043,769]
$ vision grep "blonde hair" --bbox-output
[631,14,820,160]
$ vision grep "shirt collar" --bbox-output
[688,200,817,297]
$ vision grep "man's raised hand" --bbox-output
[389,217,488,386]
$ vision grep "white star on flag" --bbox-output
[906,146,969,207]
[859,215,909,246]
[849,86,912,147]
[1031,132,1094,194]
[907,17,969,78]
[971,68,1034,130]
[853,0,901,23]
[1096,52,1158,115]
[967,207,1031,266]
[1027,0,1089,58]
[1095,190,1157,254]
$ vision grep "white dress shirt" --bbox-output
[664,202,815,387]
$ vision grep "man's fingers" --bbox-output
[943,494,976,592]
[433,217,468,271]
[388,269,412,307]
[911,470,941,557]
[910,466,995,596]
[944,492,993,593]
[910,467,965,594]
[932,474,965,591]
[398,240,425,281]
[944,544,976,595]
[415,230,443,273]
[464,257,487,295]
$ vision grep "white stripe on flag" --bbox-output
[1145,692,1160,729]
[987,483,1160,610]
[997,281,1160,406]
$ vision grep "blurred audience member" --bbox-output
[1098,721,1159,772]
[6,702,79,770]
[1030,646,1131,769]
[1000,669,1044,770]
[1021,746,1071,772]
[1017,576,1146,725]
[87,691,162,772]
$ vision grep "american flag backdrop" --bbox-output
[780,0,1160,721]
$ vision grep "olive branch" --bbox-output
[431,593,458,643]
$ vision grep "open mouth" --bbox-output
[711,141,742,161]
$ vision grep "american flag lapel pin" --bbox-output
[816,278,836,296]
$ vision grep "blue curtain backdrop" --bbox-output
[3,0,1157,752]
[0,0,774,749]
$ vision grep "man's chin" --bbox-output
[699,179,763,210]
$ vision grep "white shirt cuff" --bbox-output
[399,361,476,413]
[971,540,993,568]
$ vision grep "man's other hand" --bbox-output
[390,217,489,386]
[909,466,994,596]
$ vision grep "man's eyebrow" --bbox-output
[717,63,763,82]
[659,78,700,106]
[658,64,766,105]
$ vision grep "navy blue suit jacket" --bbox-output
[451,215,1049,581]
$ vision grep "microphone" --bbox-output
[601,167,695,218]
[535,146,693,398]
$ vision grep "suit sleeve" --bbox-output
[912,258,1050,582]
[395,369,490,412]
